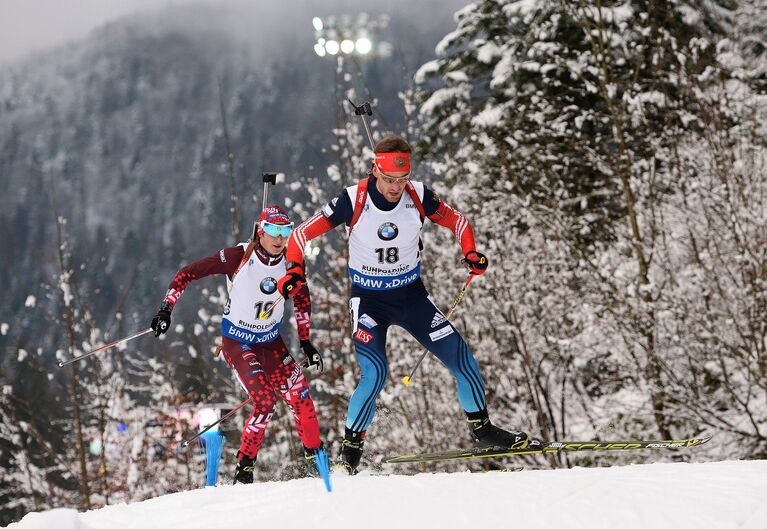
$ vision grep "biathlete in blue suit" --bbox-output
[278,135,531,473]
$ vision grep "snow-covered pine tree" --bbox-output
[0,351,75,526]
[413,0,760,455]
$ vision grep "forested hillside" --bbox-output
[1,1,765,525]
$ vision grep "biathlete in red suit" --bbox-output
[151,205,326,483]
[277,135,533,474]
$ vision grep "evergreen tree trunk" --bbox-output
[218,77,240,243]
[51,178,92,510]
[572,0,670,439]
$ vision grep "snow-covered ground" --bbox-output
[7,460,767,529]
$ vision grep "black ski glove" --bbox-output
[462,250,489,275]
[300,340,323,373]
[278,263,305,298]
[151,301,172,337]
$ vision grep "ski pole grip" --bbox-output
[262,172,277,185]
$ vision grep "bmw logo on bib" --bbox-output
[378,222,399,241]
[260,277,278,295]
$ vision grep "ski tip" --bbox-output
[402,376,411,386]
[258,312,269,320]
[57,361,64,368]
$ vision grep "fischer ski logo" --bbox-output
[384,435,713,464]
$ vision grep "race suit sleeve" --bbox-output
[162,246,244,308]
[291,282,312,341]
[284,189,349,268]
[422,185,478,255]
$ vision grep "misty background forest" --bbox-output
[1,0,765,525]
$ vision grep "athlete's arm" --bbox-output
[292,282,312,341]
[284,212,337,268]
[422,186,477,255]
[161,246,243,308]
[284,189,352,267]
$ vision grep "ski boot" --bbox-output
[467,409,530,449]
[303,443,326,477]
[233,451,256,484]
[334,427,365,475]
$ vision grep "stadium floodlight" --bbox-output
[355,37,372,55]
[311,13,388,60]
[340,39,355,55]
[325,40,340,55]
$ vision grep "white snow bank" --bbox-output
[8,508,80,529]
[6,460,767,529]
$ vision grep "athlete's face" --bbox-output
[374,165,410,203]
[258,232,286,256]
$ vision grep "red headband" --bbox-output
[374,152,410,173]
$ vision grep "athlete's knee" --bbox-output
[243,410,274,434]
[359,364,388,393]
[287,386,316,414]
[248,390,278,413]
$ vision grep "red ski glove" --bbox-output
[278,263,305,298]
[462,250,489,275]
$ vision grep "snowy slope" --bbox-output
[7,460,767,529]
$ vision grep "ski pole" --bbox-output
[348,99,375,151]
[57,327,154,368]
[402,274,476,386]
[258,296,284,320]
[180,398,250,448]
[256,171,283,321]
[252,172,277,239]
